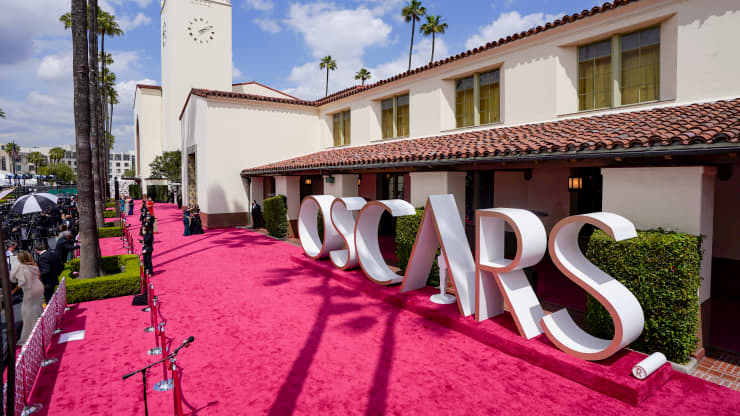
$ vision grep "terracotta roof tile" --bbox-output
[241,98,740,175]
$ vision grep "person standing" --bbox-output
[119,197,125,215]
[5,240,18,271]
[10,251,44,346]
[35,242,62,303]
[146,197,158,233]
[127,196,134,215]
[183,208,191,236]
[251,200,262,229]
[55,231,79,264]
[141,225,154,275]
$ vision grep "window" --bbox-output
[621,27,660,105]
[578,39,612,111]
[455,76,474,128]
[381,94,410,139]
[1,157,5,171]
[332,110,350,146]
[116,162,121,167]
[456,69,500,128]
[577,26,659,111]
[479,70,500,125]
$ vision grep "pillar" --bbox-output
[323,174,358,197]
[409,171,466,220]
[275,175,301,236]
[602,166,716,353]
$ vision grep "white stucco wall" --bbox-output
[133,87,163,195]
[323,174,359,198]
[493,168,571,232]
[409,171,466,220]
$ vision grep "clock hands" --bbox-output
[198,25,213,34]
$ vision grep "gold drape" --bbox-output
[622,43,659,105]
[342,111,351,145]
[332,114,342,146]
[396,99,409,137]
[479,82,500,125]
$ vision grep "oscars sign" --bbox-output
[298,194,644,361]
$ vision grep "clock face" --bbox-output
[188,17,215,45]
[162,22,167,47]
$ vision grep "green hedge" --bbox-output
[98,226,122,238]
[264,195,287,238]
[396,208,440,287]
[62,254,141,303]
[105,200,117,208]
[129,184,142,200]
[103,210,117,218]
[585,229,702,363]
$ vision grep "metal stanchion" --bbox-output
[172,359,185,416]
[144,285,157,333]
[153,357,174,393]
[148,322,164,356]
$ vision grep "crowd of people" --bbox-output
[182,206,204,236]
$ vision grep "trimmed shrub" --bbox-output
[264,195,288,238]
[62,254,141,303]
[585,229,702,363]
[103,210,117,218]
[129,184,142,200]
[98,226,122,238]
[105,200,117,208]
[396,208,440,287]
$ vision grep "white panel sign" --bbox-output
[297,195,344,259]
[329,197,367,269]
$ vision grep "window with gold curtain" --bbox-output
[456,76,474,128]
[381,98,394,139]
[342,110,351,145]
[332,113,342,146]
[396,94,409,137]
[479,70,500,125]
[578,39,611,111]
[621,27,660,105]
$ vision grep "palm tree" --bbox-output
[88,0,105,227]
[71,0,103,278]
[402,0,426,71]
[2,142,20,176]
[420,15,447,64]
[0,108,5,118]
[28,151,46,173]
[319,56,337,97]
[49,147,66,165]
[97,11,122,196]
[355,68,372,86]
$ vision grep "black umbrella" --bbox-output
[10,192,58,215]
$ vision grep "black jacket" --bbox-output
[55,237,77,264]
[142,232,154,253]
[38,251,63,288]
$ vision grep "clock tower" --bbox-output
[160,0,232,152]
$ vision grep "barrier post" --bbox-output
[172,359,185,416]
[144,282,156,333]
[148,321,164,356]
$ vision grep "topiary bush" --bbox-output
[264,194,288,238]
[585,229,702,363]
[61,254,141,303]
[98,226,122,238]
[396,208,440,287]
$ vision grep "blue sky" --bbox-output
[0,0,601,152]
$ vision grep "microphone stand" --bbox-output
[122,338,193,416]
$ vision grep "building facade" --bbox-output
[134,0,740,355]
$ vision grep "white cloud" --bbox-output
[37,54,72,81]
[284,2,391,61]
[373,37,449,80]
[118,12,152,32]
[244,0,274,11]
[465,11,561,50]
[232,62,242,80]
[253,18,281,34]
[108,50,141,75]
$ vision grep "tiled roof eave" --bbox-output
[240,141,740,176]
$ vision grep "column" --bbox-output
[602,166,716,352]
[275,175,301,236]
[409,171,466,220]
[323,174,358,198]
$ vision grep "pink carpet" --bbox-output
[28,203,740,415]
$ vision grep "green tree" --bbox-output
[123,168,135,177]
[402,0,426,71]
[28,151,46,172]
[420,15,447,64]
[49,147,66,164]
[150,151,181,182]
[0,108,5,118]
[319,55,337,97]
[355,68,372,86]
[70,0,103,278]
[39,163,76,184]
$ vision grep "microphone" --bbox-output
[173,336,195,355]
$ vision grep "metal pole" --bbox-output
[0,225,17,416]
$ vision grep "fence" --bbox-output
[6,277,67,416]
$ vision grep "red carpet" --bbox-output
[28,203,740,415]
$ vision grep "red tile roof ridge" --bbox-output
[240,97,740,175]
[136,84,161,90]
[231,81,302,101]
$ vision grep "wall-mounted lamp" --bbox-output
[304,178,312,185]
[324,175,335,184]
[568,176,582,191]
